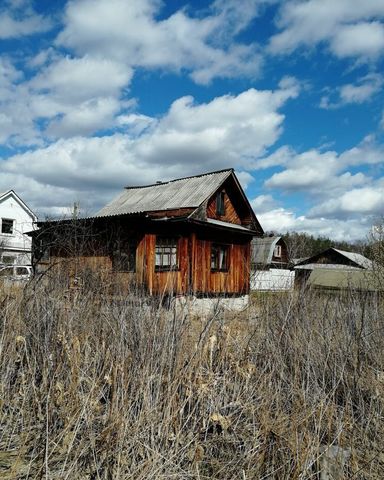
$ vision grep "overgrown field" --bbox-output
[1,276,384,479]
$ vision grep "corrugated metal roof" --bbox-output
[251,236,281,264]
[96,169,232,218]
[333,248,373,270]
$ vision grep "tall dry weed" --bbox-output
[0,274,383,479]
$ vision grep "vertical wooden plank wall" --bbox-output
[191,238,250,295]
[142,234,190,295]
[206,190,242,225]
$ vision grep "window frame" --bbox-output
[210,243,230,272]
[216,191,225,216]
[273,245,282,258]
[155,236,179,272]
[1,218,14,235]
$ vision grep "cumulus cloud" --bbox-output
[56,0,265,84]
[262,137,383,196]
[0,54,135,144]
[269,0,384,61]
[308,183,384,218]
[257,207,371,241]
[256,137,384,234]
[330,21,384,58]
[320,73,383,109]
[251,194,279,213]
[0,82,298,213]
[0,0,52,38]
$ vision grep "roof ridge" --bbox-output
[124,168,233,189]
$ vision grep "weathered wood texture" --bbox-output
[206,190,242,225]
[192,236,250,294]
[47,230,251,295]
[141,234,190,295]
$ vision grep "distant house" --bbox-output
[33,169,264,299]
[0,190,37,265]
[250,236,294,291]
[294,247,379,290]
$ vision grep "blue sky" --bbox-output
[0,0,383,240]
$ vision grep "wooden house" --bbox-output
[250,236,294,291]
[33,169,263,297]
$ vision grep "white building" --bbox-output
[0,190,37,265]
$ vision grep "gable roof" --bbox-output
[0,190,37,221]
[332,248,373,269]
[96,168,263,233]
[296,247,373,270]
[97,169,232,217]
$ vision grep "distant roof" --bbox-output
[251,236,281,264]
[97,169,233,218]
[296,247,374,270]
[332,248,374,270]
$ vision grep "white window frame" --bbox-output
[274,245,282,258]
[155,237,178,271]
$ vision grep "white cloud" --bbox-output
[258,208,371,241]
[46,97,121,138]
[308,183,384,218]
[0,0,52,38]
[30,55,133,104]
[330,21,384,58]
[56,0,265,84]
[262,137,383,196]
[0,82,298,213]
[320,74,383,109]
[251,194,279,213]
[269,0,384,61]
[0,54,134,144]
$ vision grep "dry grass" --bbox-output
[0,274,384,479]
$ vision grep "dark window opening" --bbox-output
[216,191,225,216]
[1,218,14,235]
[211,244,229,271]
[112,243,136,272]
[155,237,178,271]
[2,255,15,265]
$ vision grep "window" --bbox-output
[1,218,14,235]
[112,243,136,272]
[211,244,229,271]
[273,245,282,258]
[1,255,15,265]
[16,267,29,276]
[155,237,178,271]
[216,191,225,216]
